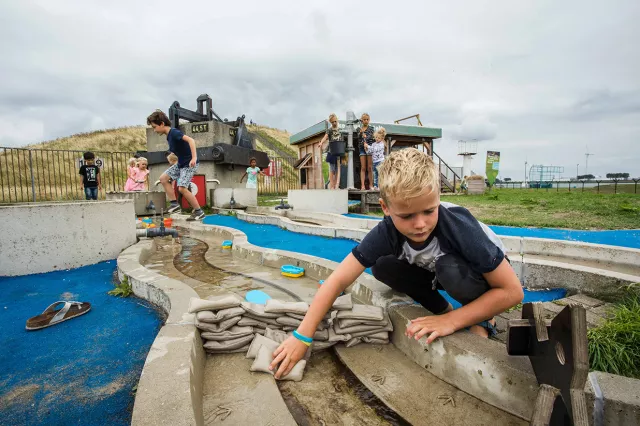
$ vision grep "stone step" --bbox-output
[334,343,527,426]
[202,353,297,426]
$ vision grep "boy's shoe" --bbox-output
[167,203,181,214]
[187,209,205,221]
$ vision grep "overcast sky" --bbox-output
[1,0,639,179]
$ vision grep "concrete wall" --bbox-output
[288,189,348,214]
[106,191,167,216]
[213,188,257,208]
[0,200,136,276]
[146,121,236,153]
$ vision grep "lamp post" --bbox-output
[346,111,356,189]
[524,161,528,186]
[576,164,579,179]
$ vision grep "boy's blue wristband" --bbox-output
[292,330,313,344]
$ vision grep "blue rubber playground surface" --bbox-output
[203,215,565,308]
[344,214,640,249]
[0,261,163,426]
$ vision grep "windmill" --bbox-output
[585,146,594,176]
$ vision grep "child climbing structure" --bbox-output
[144,94,271,209]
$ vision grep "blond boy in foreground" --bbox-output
[270,148,524,378]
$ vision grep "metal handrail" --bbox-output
[432,150,461,192]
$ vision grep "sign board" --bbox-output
[264,160,283,177]
[77,158,104,169]
[191,123,209,133]
[485,151,500,186]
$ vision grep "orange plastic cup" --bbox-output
[163,218,173,228]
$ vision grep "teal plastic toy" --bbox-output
[281,265,304,278]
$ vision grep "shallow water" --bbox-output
[202,214,566,308]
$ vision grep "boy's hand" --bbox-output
[189,158,196,168]
[269,336,308,379]
[406,313,457,344]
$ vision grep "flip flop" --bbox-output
[26,301,91,331]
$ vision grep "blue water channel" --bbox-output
[344,214,640,249]
[203,215,566,308]
[0,261,163,426]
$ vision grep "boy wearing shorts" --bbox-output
[269,148,524,378]
[147,111,205,221]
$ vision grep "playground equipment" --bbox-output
[145,94,270,208]
[528,165,565,188]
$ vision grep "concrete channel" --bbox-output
[117,212,640,425]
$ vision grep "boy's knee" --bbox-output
[159,174,170,184]
[435,254,489,304]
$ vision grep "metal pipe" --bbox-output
[136,227,178,238]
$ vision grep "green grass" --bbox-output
[258,194,288,207]
[108,276,133,297]
[449,189,640,229]
[588,285,640,378]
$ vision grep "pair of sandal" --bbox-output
[26,301,91,331]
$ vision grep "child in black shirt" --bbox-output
[78,151,101,200]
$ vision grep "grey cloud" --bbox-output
[0,0,638,179]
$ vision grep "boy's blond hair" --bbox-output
[167,153,178,165]
[378,148,439,203]
[374,127,387,140]
[328,113,338,122]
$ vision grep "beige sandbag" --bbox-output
[335,304,384,321]
[328,327,351,342]
[332,294,353,311]
[336,316,389,328]
[203,334,254,351]
[250,345,307,382]
[238,317,272,329]
[244,313,281,327]
[241,302,280,319]
[200,326,254,341]
[196,306,245,324]
[188,295,242,313]
[246,334,280,359]
[311,340,337,352]
[195,316,241,332]
[264,327,289,343]
[264,299,309,315]
[205,344,251,354]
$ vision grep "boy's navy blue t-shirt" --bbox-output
[167,128,193,168]
[352,202,506,275]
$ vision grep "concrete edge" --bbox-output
[117,240,205,426]
[236,211,640,300]
[180,215,640,424]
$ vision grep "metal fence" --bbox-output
[257,157,300,195]
[0,147,136,203]
[493,180,640,194]
[0,147,299,203]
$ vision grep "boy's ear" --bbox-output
[379,198,391,216]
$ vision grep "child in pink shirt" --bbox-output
[130,157,149,191]
[124,158,138,191]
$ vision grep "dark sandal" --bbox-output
[26,301,91,331]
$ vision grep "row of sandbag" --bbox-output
[187,293,393,355]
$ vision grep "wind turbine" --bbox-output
[585,146,594,176]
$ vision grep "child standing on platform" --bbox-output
[365,127,386,190]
